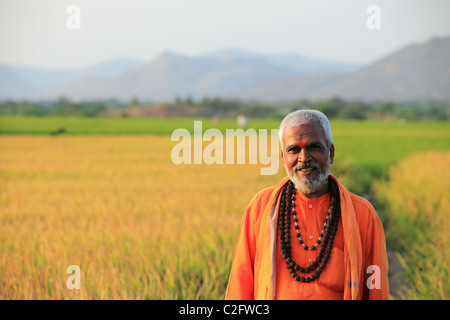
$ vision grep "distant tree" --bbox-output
[184,96,194,105]
[339,105,367,119]
[378,102,394,115]
[313,98,342,119]
[53,96,73,115]
[289,98,312,112]
[128,96,139,107]
[174,96,183,105]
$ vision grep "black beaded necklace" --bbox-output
[278,177,341,283]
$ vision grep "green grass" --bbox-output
[329,120,450,195]
[1,116,449,299]
[374,151,450,299]
[0,116,279,135]
[1,116,449,195]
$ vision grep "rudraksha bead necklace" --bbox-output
[278,177,341,283]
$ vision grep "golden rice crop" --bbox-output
[2,133,449,300]
[375,151,450,299]
[0,135,283,299]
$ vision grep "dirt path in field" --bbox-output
[387,251,410,299]
[366,193,410,299]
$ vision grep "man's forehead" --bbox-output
[283,123,326,142]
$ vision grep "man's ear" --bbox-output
[329,143,335,165]
[280,149,286,168]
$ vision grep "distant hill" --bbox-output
[33,50,355,101]
[200,49,359,74]
[228,73,345,101]
[1,36,449,102]
[0,65,37,99]
[0,58,144,100]
[309,37,450,101]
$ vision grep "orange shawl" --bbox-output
[225,175,389,300]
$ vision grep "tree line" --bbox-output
[0,96,449,121]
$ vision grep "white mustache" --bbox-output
[293,162,320,172]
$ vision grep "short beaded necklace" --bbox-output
[278,177,341,283]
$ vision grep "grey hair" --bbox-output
[278,109,333,149]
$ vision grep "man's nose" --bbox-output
[298,148,311,163]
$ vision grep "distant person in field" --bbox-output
[226,110,389,300]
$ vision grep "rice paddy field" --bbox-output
[0,116,449,299]
[375,151,450,299]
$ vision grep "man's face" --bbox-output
[281,123,335,197]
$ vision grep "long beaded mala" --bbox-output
[278,177,341,283]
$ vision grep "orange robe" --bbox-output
[225,175,389,300]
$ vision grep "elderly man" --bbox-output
[225,110,389,300]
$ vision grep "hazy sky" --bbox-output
[1,0,449,69]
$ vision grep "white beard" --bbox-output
[286,160,330,196]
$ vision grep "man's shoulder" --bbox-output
[346,190,381,223]
[348,191,375,210]
[248,185,277,207]
[247,177,289,206]
[243,185,279,225]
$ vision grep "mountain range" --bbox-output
[1,36,449,102]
